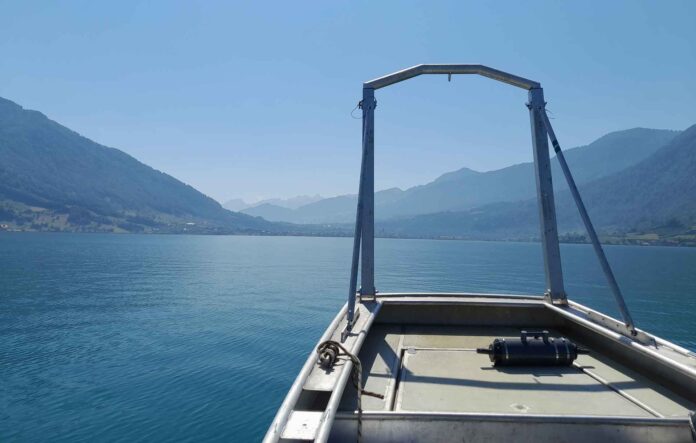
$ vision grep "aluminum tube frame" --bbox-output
[365,64,540,90]
[346,116,367,328]
[347,88,377,328]
[540,110,636,331]
[529,88,566,302]
[359,88,376,297]
[350,65,568,317]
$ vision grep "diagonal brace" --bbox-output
[540,110,636,333]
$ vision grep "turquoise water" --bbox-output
[1,233,695,442]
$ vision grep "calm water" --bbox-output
[1,233,695,442]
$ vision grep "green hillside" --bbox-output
[0,97,277,234]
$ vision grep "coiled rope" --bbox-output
[317,340,384,443]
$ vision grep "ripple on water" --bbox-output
[0,234,694,442]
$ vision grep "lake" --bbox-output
[1,233,695,442]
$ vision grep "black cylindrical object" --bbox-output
[476,330,587,366]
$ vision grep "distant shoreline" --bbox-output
[2,229,694,248]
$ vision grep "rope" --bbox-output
[350,100,362,119]
[317,340,384,443]
[689,410,696,441]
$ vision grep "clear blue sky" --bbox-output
[1,1,694,203]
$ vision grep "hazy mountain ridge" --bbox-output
[1,93,690,243]
[378,124,696,244]
[0,97,285,234]
[222,198,251,212]
[243,128,678,224]
[223,194,323,212]
[242,188,407,223]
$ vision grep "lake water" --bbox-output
[1,233,695,442]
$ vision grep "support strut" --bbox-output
[346,98,370,330]
[529,88,566,302]
[539,110,636,332]
[360,88,376,298]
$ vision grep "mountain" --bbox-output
[379,124,696,243]
[254,194,324,209]
[222,198,251,212]
[386,128,679,218]
[242,188,406,223]
[0,97,281,234]
[4,92,687,242]
[225,194,324,215]
[249,128,678,224]
[240,203,297,222]
[556,123,696,230]
[242,195,355,223]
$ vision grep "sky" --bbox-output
[0,1,695,203]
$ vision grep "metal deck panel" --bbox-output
[349,325,694,418]
[338,324,402,412]
[396,349,652,416]
[574,351,696,417]
[401,325,522,349]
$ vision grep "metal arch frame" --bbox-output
[347,64,564,330]
[364,64,540,90]
[346,64,636,333]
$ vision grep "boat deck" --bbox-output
[268,295,696,442]
[339,325,694,417]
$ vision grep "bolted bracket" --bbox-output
[340,309,361,342]
[544,290,568,305]
[359,287,378,302]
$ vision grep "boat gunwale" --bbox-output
[548,301,696,374]
[263,304,349,442]
[374,292,544,300]
[314,302,383,442]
